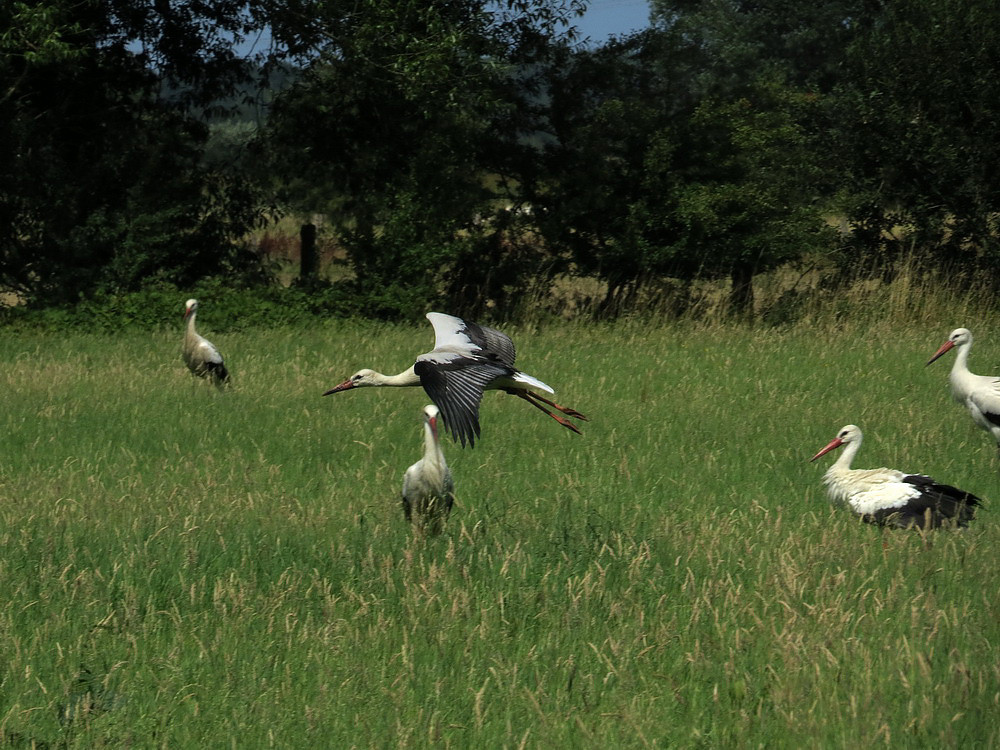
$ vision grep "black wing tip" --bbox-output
[209,362,230,387]
[436,405,481,448]
[446,420,480,448]
[866,506,977,530]
[902,476,984,507]
[872,479,983,528]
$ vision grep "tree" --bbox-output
[832,0,1000,276]
[0,0,272,305]
[533,31,687,315]
[259,0,582,319]
[648,0,1000,288]
[537,26,831,317]
[649,0,863,96]
[663,89,832,316]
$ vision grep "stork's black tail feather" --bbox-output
[886,476,984,528]
[206,361,230,387]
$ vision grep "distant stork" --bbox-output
[926,327,1000,454]
[324,312,586,447]
[810,425,981,529]
[401,404,455,535]
[182,298,229,388]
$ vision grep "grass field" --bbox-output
[0,316,998,747]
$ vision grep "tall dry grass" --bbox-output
[532,253,999,332]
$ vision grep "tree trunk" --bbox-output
[299,222,317,280]
[730,261,755,319]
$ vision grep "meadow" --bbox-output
[0,305,998,747]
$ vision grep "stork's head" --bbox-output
[184,298,198,320]
[810,424,862,462]
[323,368,379,395]
[423,404,441,440]
[927,327,972,365]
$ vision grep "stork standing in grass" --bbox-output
[402,404,454,534]
[324,312,586,447]
[926,327,1000,454]
[182,298,229,388]
[810,425,981,529]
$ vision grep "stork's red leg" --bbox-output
[511,390,584,435]
[520,390,587,421]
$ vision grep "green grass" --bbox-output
[0,318,998,747]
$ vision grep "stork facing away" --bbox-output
[401,404,455,535]
[810,425,981,529]
[324,312,586,447]
[926,327,1000,454]
[182,298,229,388]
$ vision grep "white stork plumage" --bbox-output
[926,327,1000,453]
[182,298,229,388]
[323,312,586,447]
[810,425,981,529]
[401,404,455,534]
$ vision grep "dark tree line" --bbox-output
[3,0,1000,320]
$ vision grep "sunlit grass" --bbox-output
[0,315,997,747]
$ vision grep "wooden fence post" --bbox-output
[300,222,317,280]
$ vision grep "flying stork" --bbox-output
[182,298,230,388]
[810,424,981,529]
[926,327,1000,454]
[401,404,455,535]
[323,312,586,447]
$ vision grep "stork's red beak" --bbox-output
[810,437,843,462]
[926,339,955,366]
[323,380,355,396]
[428,414,439,441]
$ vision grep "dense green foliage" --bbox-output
[0,278,358,332]
[832,0,1000,273]
[0,0,273,305]
[258,0,585,318]
[0,317,998,746]
[3,0,1000,320]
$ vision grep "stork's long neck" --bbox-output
[184,312,199,347]
[376,366,421,387]
[418,418,449,491]
[952,342,972,378]
[947,342,979,404]
[822,439,864,504]
[826,438,861,477]
[423,420,446,469]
